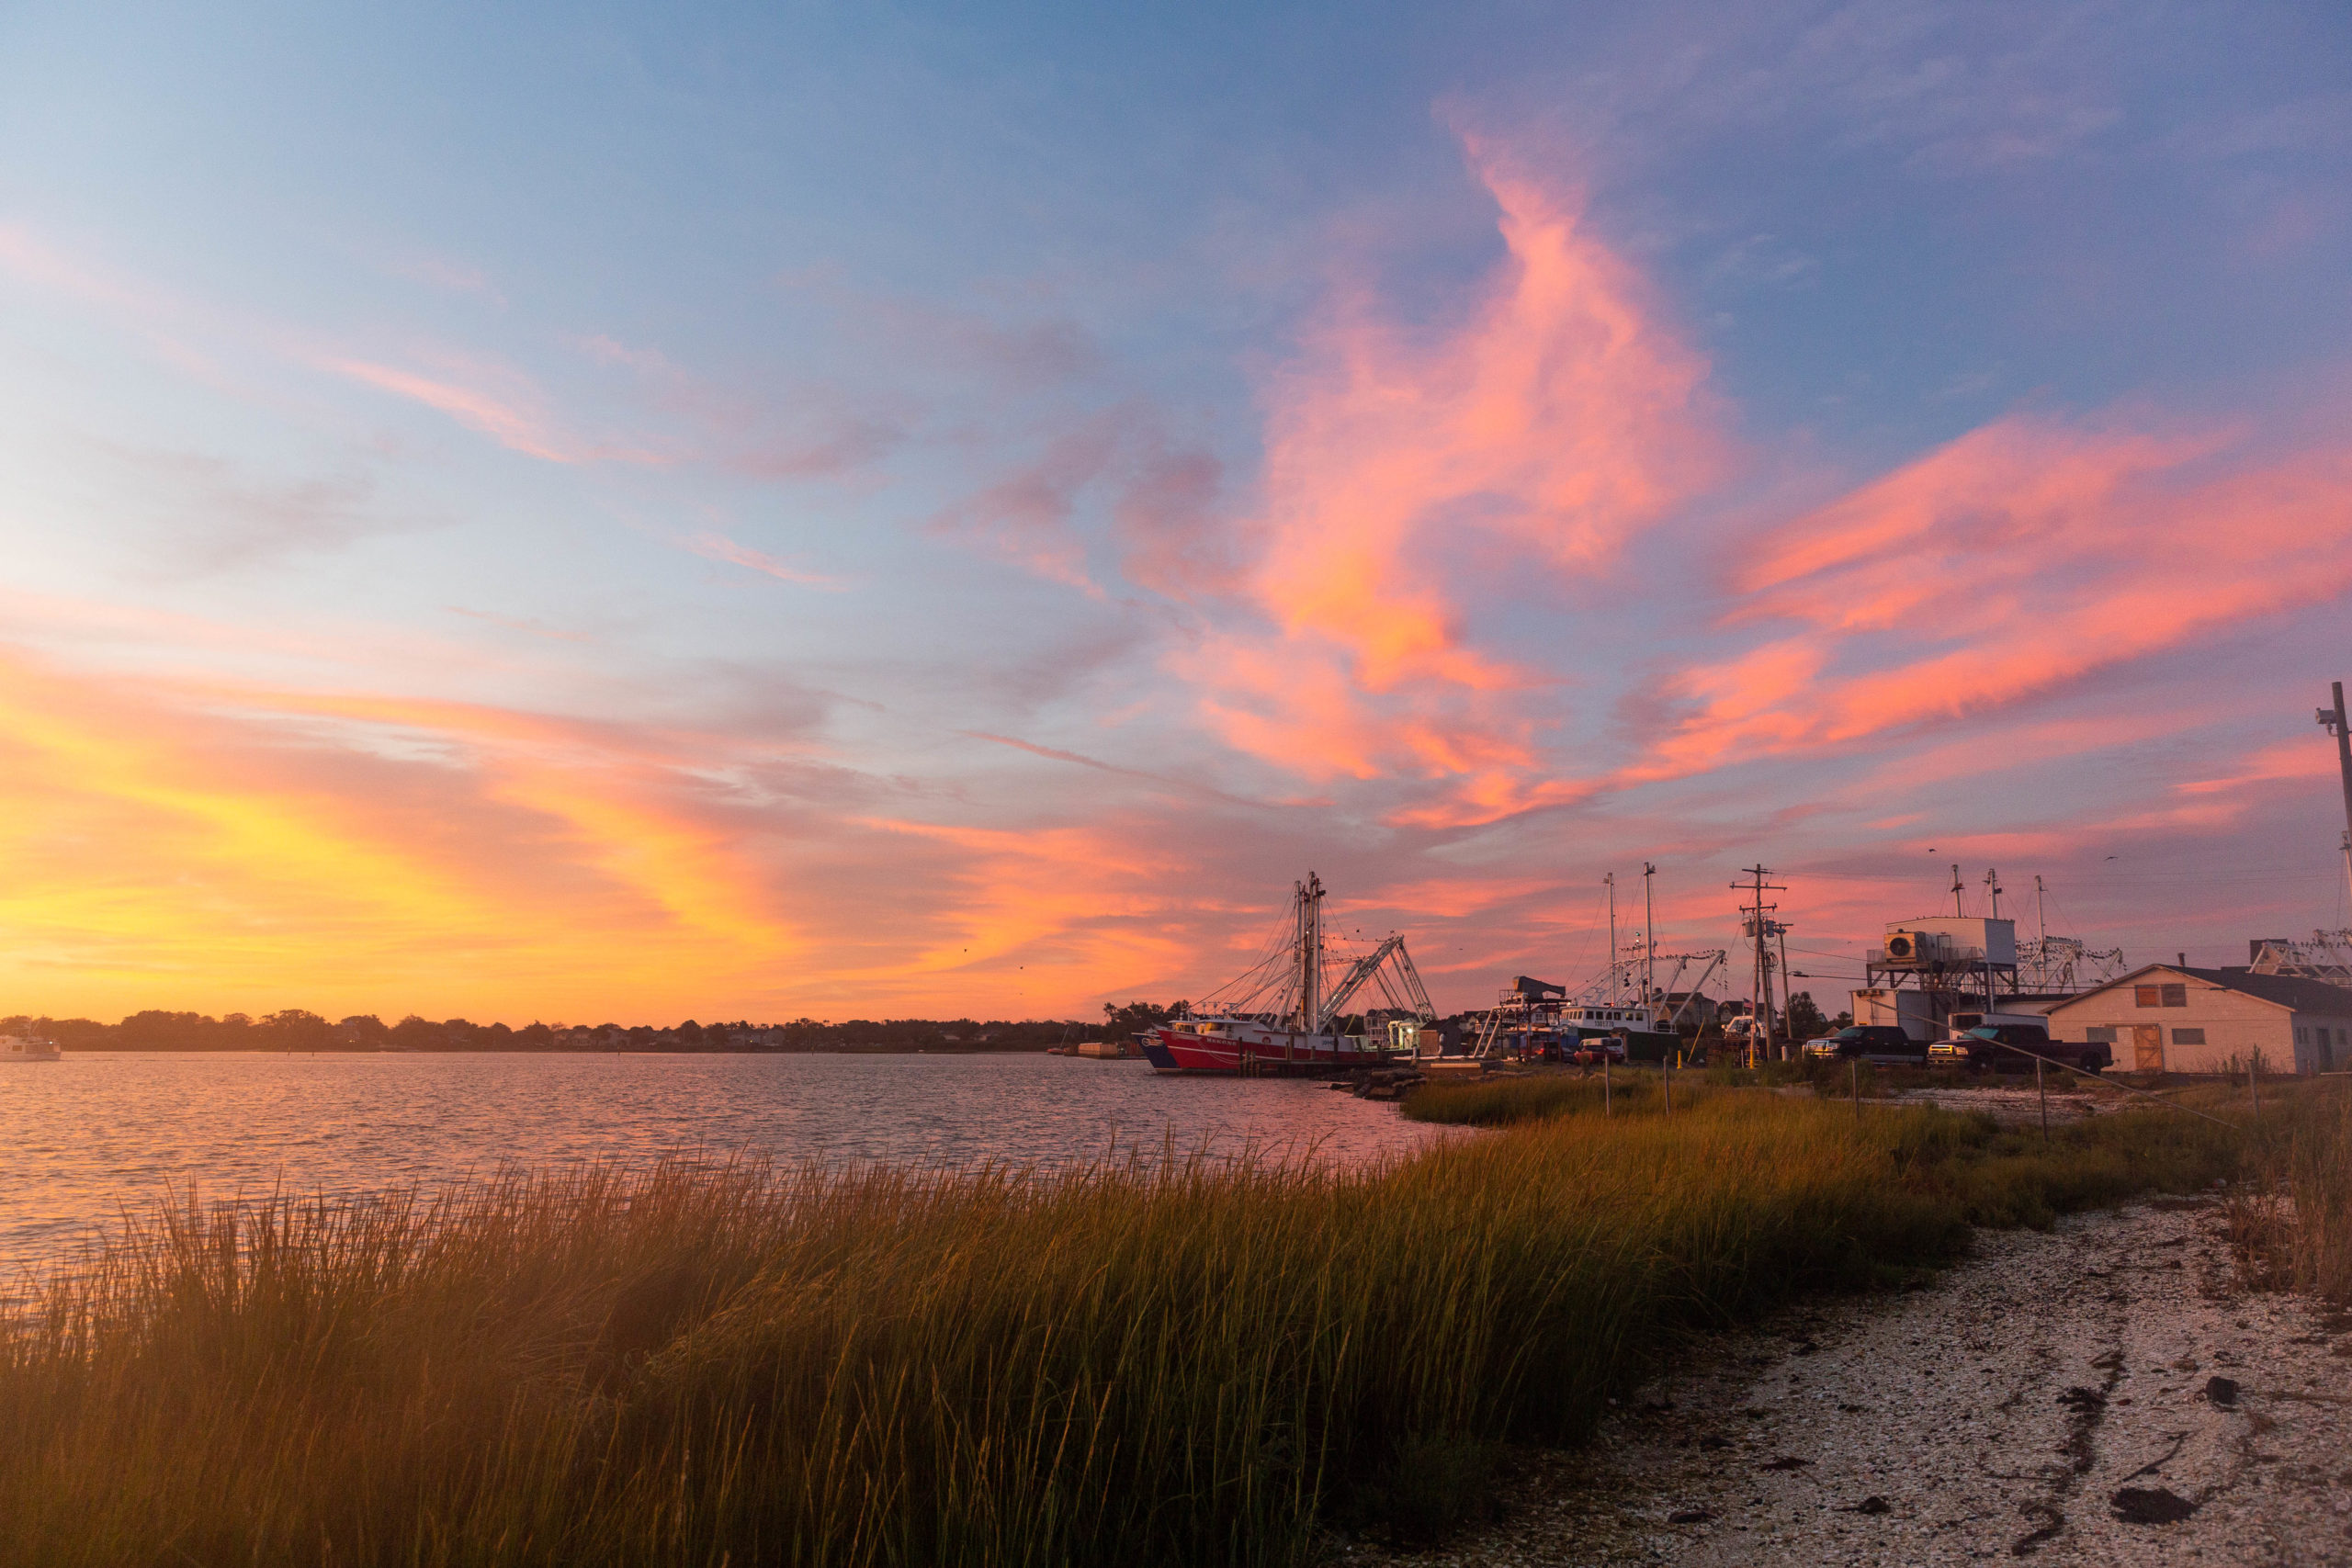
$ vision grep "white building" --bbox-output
[2044,964,2352,1076]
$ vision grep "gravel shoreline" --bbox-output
[1338,1199,2352,1565]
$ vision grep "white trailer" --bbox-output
[1849,987,1940,1043]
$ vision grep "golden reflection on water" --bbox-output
[0,1051,1441,1273]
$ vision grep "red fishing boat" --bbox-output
[1141,873,1439,1076]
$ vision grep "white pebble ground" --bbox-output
[1337,1199,2352,1566]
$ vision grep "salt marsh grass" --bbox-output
[1396,1069,1665,1124]
[0,1089,2252,1567]
[2227,1076,2352,1304]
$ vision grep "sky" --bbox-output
[2,1,2350,1025]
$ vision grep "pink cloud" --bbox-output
[1177,136,1723,825]
[1625,415,2352,784]
[925,420,1120,595]
[2177,738,2339,797]
[1114,442,1234,598]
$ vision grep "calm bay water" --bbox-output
[0,1051,1442,1277]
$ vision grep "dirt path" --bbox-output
[1340,1199,2352,1566]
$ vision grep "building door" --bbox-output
[2132,1024,2163,1072]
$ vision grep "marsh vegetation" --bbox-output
[0,1078,2329,1567]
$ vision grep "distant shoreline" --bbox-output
[7,1010,1147,1054]
[44,1044,1067,1056]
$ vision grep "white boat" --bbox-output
[0,1034,62,1062]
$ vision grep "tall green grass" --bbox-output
[2287,1085,2352,1303]
[1396,1069,1666,1124]
[2229,1077,2352,1304]
[0,1090,2247,1567]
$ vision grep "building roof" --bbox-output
[2048,963,2352,1016]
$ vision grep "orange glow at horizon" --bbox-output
[0,651,831,1023]
[0,649,1317,1025]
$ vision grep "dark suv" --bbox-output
[1801,1025,1927,1064]
[1928,1024,2114,1074]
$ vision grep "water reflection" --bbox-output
[0,1052,1443,1275]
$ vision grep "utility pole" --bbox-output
[1733,865,1787,1066]
[1769,921,1787,1053]
[2323,682,2352,911]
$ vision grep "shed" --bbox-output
[2044,964,2352,1076]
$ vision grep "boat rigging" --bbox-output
[1142,873,1439,1075]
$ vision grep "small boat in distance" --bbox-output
[1143,873,1439,1076]
[1,1034,62,1062]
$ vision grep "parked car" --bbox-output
[1928,1023,2113,1075]
[1801,1025,1928,1064]
[1568,1036,1629,1066]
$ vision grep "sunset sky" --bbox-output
[4,3,2350,1024]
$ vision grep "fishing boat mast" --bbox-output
[1605,872,1620,1004]
[1293,873,1326,1032]
[1643,862,1657,1010]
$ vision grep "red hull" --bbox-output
[1148,1024,1401,1074]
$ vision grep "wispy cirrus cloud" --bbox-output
[924,416,1124,594]
[323,354,673,467]
[383,250,504,303]
[683,531,846,590]
[2174,737,2341,804]
[98,446,397,574]
[0,220,682,468]
[446,607,593,644]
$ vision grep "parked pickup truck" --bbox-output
[1801,1025,1928,1064]
[1927,1022,2114,1075]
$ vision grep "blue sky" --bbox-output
[1,2,2348,1021]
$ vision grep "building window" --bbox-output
[2135,986,2161,1008]
[2298,1026,2311,1044]
[2171,1028,2205,1045]
[2084,1026,2117,1043]
[2160,984,2188,1007]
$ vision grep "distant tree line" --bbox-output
[0,1010,1106,1054]
[4,993,1790,1053]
